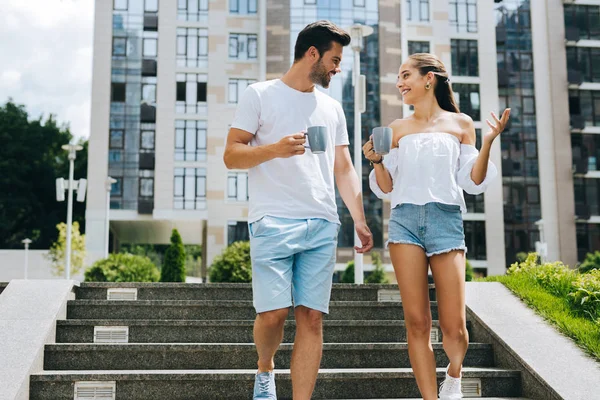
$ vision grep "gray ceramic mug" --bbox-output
[305,126,328,154]
[372,126,393,155]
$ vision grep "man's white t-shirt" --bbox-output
[230,79,350,224]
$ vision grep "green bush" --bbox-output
[508,253,575,297]
[365,252,389,284]
[209,241,252,282]
[465,259,474,282]
[84,253,160,282]
[579,251,600,274]
[569,269,600,322]
[341,260,355,283]
[160,229,186,282]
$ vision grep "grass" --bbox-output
[479,273,600,361]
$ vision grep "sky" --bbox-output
[0,0,95,139]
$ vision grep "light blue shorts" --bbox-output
[388,202,467,257]
[248,215,339,314]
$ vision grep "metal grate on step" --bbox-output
[377,289,401,302]
[74,381,116,399]
[430,327,440,343]
[462,378,482,397]
[106,288,137,301]
[94,326,129,343]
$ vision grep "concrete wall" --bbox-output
[0,250,85,282]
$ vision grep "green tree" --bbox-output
[341,260,355,283]
[579,251,600,274]
[160,229,186,282]
[0,100,87,249]
[465,259,474,282]
[209,241,251,283]
[85,253,160,282]
[46,222,86,277]
[365,252,389,284]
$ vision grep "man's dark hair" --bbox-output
[293,20,351,62]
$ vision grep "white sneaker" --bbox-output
[439,364,463,400]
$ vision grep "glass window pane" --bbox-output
[145,0,158,12]
[113,38,127,56]
[143,38,157,57]
[141,130,155,149]
[142,84,156,103]
[110,130,124,148]
[114,0,128,10]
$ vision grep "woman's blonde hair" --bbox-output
[408,53,460,113]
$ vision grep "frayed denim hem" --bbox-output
[426,245,468,258]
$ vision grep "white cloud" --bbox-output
[0,0,94,139]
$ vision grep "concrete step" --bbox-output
[56,319,470,344]
[30,368,523,399]
[75,283,436,302]
[0,282,7,295]
[43,343,494,370]
[66,300,439,320]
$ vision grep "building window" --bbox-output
[228,79,256,104]
[144,0,158,12]
[174,168,206,210]
[574,178,600,216]
[228,221,249,245]
[227,172,249,202]
[564,5,600,41]
[453,83,480,121]
[178,0,209,22]
[113,37,128,57]
[114,0,128,10]
[176,74,208,115]
[177,28,208,68]
[464,221,486,260]
[451,39,478,77]
[111,83,126,102]
[143,38,158,57]
[111,177,123,196]
[141,81,156,104]
[572,134,600,172]
[406,0,429,22]
[449,0,477,33]
[354,0,366,7]
[567,47,600,83]
[175,120,207,161]
[139,178,154,198]
[229,33,258,60]
[408,41,430,55]
[576,223,600,262]
[229,0,257,14]
[464,193,484,213]
[110,130,124,149]
[569,90,600,127]
[304,0,316,4]
[141,123,155,150]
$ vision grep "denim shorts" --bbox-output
[248,215,339,314]
[387,202,467,257]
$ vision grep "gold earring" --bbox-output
[425,82,431,90]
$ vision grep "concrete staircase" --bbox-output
[29,283,529,399]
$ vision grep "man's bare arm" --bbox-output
[223,127,306,170]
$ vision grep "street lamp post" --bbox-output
[105,177,117,258]
[22,238,32,279]
[349,24,374,284]
[61,144,84,280]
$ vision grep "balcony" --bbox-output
[570,114,585,130]
[140,104,156,123]
[142,59,157,77]
[575,203,591,220]
[565,26,580,42]
[139,152,155,170]
[138,199,154,215]
[573,157,589,175]
[568,69,583,86]
[143,14,158,31]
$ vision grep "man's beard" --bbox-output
[309,58,331,88]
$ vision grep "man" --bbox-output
[223,20,373,400]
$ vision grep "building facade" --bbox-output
[86,0,599,277]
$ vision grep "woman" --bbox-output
[363,53,510,400]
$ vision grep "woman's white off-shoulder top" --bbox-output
[368,132,497,213]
